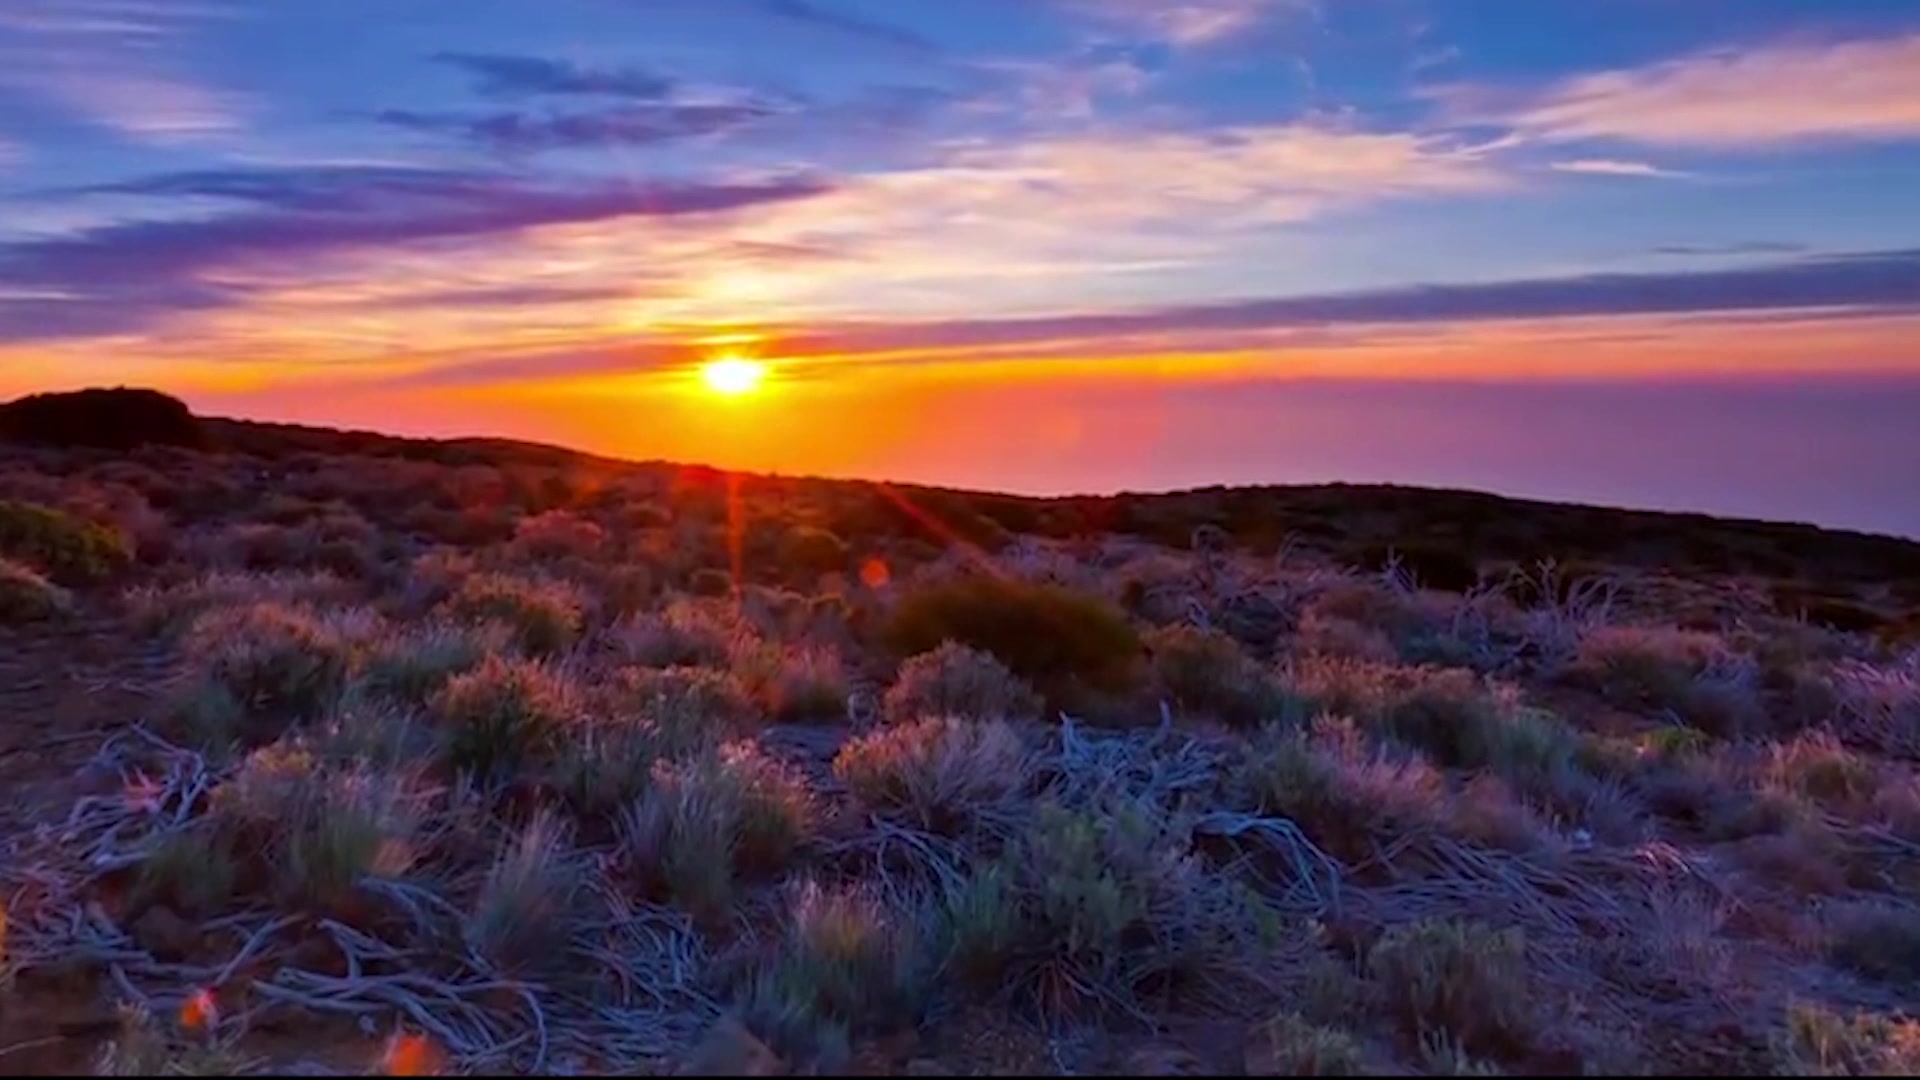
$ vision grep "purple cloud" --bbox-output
[1652,241,1810,258]
[377,101,779,153]
[748,0,934,53]
[433,52,675,100]
[0,165,833,341]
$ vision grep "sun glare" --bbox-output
[700,356,767,396]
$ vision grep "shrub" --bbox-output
[183,604,358,724]
[621,743,814,919]
[1567,626,1760,734]
[1246,1013,1365,1076]
[615,600,739,669]
[129,827,239,918]
[834,717,1034,833]
[1765,731,1878,811]
[733,641,849,721]
[94,1005,254,1077]
[690,567,735,597]
[0,557,71,623]
[470,811,587,980]
[883,642,1043,725]
[882,576,1141,701]
[0,387,204,450]
[620,665,759,738]
[778,525,850,579]
[352,622,490,706]
[1776,1003,1920,1076]
[1144,624,1293,726]
[1362,542,1481,593]
[0,498,133,582]
[214,746,417,913]
[941,801,1278,1019]
[742,883,927,1070]
[431,656,578,783]
[1828,902,1920,985]
[448,573,587,656]
[509,509,606,561]
[1367,920,1532,1055]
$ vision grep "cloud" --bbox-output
[746,0,934,52]
[0,0,247,143]
[766,247,1920,357]
[432,52,675,100]
[1464,34,1920,148]
[377,102,778,153]
[1652,241,1809,258]
[0,165,833,341]
[1065,0,1309,46]
[1549,158,1693,180]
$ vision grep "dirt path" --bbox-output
[1,604,174,1075]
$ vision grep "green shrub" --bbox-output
[448,573,586,656]
[0,557,71,623]
[1367,920,1532,1054]
[883,641,1043,724]
[834,717,1033,833]
[1145,624,1294,726]
[883,576,1141,702]
[183,604,357,724]
[0,499,132,583]
[621,743,814,919]
[431,656,578,783]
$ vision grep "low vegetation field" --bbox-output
[3,393,1919,1075]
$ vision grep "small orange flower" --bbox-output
[179,988,218,1033]
[860,557,892,589]
[382,1032,446,1077]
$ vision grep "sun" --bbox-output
[700,356,768,396]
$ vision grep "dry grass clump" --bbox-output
[1764,731,1880,813]
[509,508,606,561]
[1567,625,1761,734]
[883,575,1141,701]
[447,571,587,655]
[834,717,1034,833]
[620,665,760,739]
[212,744,418,913]
[1366,919,1534,1058]
[732,640,850,721]
[0,497,133,582]
[351,621,492,706]
[0,556,71,623]
[614,599,739,668]
[94,1004,257,1077]
[940,801,1279,1020]
[883,641,1043,725]
[1826,901,1920,985]
[742,882,929,1070]
[126,568,356,634]
[621,743,814,919]
[1286,658,1577,784]
[1246,1012,1366,1076]
[181,602,365,727]
[470,810,589,979]
[1144,623,1294,726]
[431,655,580,783]
[1776,1003,1920,1076]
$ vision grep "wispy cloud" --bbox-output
[377,102,779,154]
[1652,241,1809,258]
[1549,158,1693,180]
[0,0,248,144]
[1461,34,1920,148]
[745,0,934,53]
[433,52,675,100]
[1066,0,1309,47]
[0,165,833,341]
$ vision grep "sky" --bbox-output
[2,0,1919,535]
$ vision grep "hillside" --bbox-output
[2,392,1919,1075]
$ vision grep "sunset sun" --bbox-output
[700,356,767,396]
